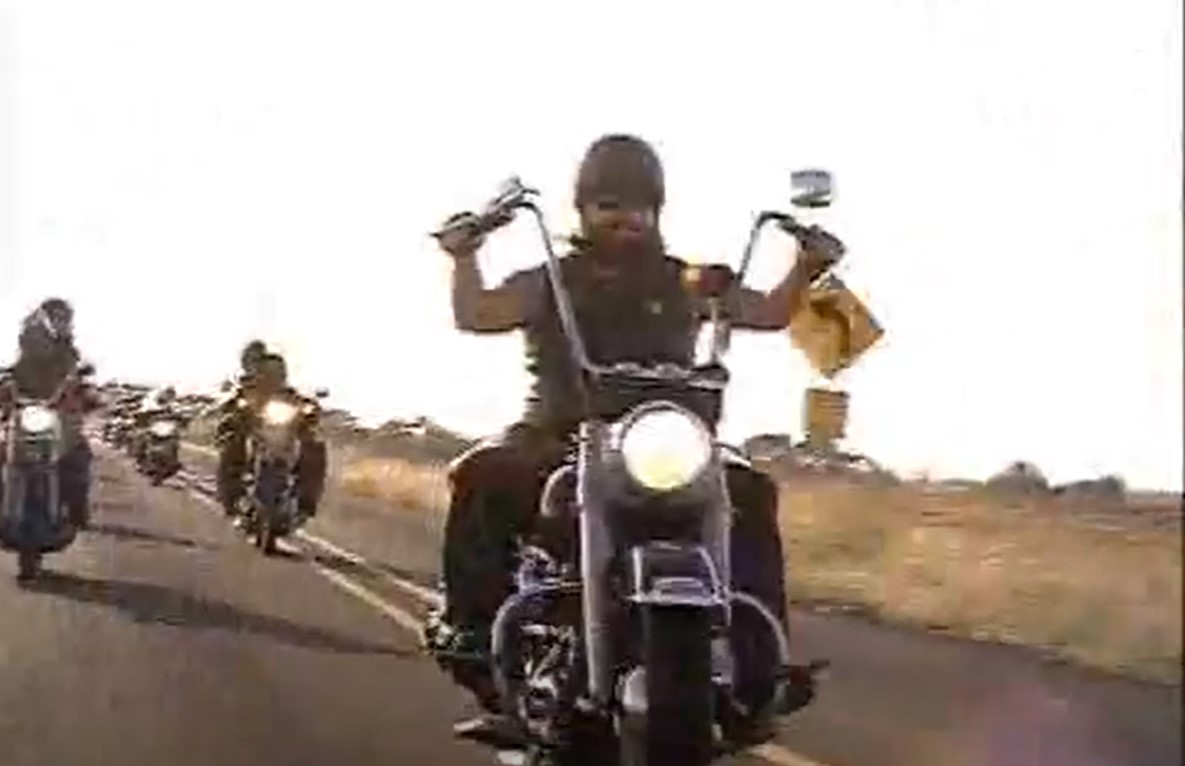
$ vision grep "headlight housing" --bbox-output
[149,420,178,438]
[261,400,299,426]
[19,404,59,435]
[615,403,713,493]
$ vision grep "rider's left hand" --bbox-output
[795,225,845,279]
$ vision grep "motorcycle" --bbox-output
[0,363,97,581]
[135,410,187,485]
[100,404,133,448]
[235,387,327,555]
[428,172,836,766]
[101,392,146,450]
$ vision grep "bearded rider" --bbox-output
[0,298,100,527]
[215,344,327,519]
[424,134,842,741]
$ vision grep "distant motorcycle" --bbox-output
[0,363,97,581]
[235,388,327,554]
[103,408,136,449]
[135,410,187,485]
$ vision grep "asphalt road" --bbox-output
[0,444,1179,766]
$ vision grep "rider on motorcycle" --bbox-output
[130,386,182,462]
[215,340,268,515]
[0,298,99,527]
[216,345,327,518]
[426,134,842,739]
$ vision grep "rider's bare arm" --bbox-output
[451,255,529,333]
[729,259,816,330]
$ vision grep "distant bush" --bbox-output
[987,461,1050,495]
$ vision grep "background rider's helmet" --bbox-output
[574,134,666,211]
[33,297,75,342]
[240,340,267,373]
[159,386,177,405]
[18,297,75,359]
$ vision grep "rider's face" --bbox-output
[579,196,658,254]
[242,352,264,374]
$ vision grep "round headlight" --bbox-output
[20,405,59,434]
[619,406,712,493]
[262,400,299,426]
[149,420,178,437]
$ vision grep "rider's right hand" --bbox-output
[435,212,486,259]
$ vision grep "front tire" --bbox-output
[17,550,41,581]
[620,607,716,766]
[258,511,277,555]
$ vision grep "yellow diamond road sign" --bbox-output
[788,275,884,379]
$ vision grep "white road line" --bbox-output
[177,466,826,766]
[274,539,426,634]
[295,529,445,608]
[182,442,219,458]
[749,744,831,766]
[308,562,426,634]
[180,468,443,608]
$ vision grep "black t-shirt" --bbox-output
[10,334,80,400]
[512,252,700,433]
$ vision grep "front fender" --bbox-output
[626,542,726,610]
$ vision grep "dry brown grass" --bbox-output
[339,455,451,513]
[338,453,1183,685]
[777,480,1182,684]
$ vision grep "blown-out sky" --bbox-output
[1,1,1181,490]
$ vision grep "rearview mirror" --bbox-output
[791,169,833,209]
[313,388,329,399]
[219,380,233,393]
[78,362,96,377]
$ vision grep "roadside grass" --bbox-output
[339,452,1182,685]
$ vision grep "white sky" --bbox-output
[1,0,1181,490]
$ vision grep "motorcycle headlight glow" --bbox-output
[149,420,178,438]
[19,404,59,434]
[262,400,299,426]
[618,406,712,493]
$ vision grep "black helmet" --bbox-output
[240,339,267,370]
[32,297,74,341]
[574,134,665,210]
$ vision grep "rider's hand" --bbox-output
[435,212,486,259]
[795,225,845,279]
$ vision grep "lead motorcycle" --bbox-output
[233,387,327,555]
[428,173,836,766]
[0,363,98,581]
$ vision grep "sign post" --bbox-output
[788,274,884,452]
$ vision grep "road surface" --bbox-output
[0,444,1178,766]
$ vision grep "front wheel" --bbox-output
[255,503,277,555]
[619,607,716,766]
[17,550,42,581]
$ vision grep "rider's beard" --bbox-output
[578,222,666,267]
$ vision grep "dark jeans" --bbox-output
[217,426,327,514]
[440,423,789,711]
[61,438,93,526]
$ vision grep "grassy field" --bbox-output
[184,417,1182,685]
[336,451,1182,686]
